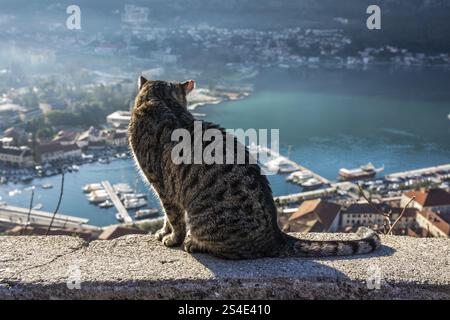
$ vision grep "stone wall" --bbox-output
[0,233,449,299]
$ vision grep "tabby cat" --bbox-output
[128,76,381,259]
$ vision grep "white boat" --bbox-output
[115,153,128,159]
[287,171,313,184]
[99,200,114,208]
[121,193,147,201]
[113,183,134,194]
[82,153,94,161]
[98,157,110,164]
[8,189,22,197]
[88,190,109,203]
[134,208,159,220]
[83,183,103,193]
[264,158,297,173]
[72,165,80,171]
[301,178,323,190]
[124,198,147,209]
[41,183,53,189]
[32,203,43,210]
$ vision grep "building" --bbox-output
[401,189,450,214]
[105,130,128,147]
[19,107,43,122]
[106,111,131,128]
[0,137,13,147]
[35,142,82,163]
[76,126,106,149]
[341,202,417,233]
[416,209,450,238]
[341,203,384,228]
[0,142,34,167]
[0,103,25,129]
[3,127,27,145]
[52,130,79,145]
[284,199,341,233]
[39,101,67,114]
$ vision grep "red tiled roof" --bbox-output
[404,189,450,207]
[289,199,341,231]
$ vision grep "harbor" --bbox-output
[82,179,160,224]
[1,143,449,228]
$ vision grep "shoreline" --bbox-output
[187,87,253,111]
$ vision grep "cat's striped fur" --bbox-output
[128,77,381,259]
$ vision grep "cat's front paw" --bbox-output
[155,228,171,241]
[162,233,182,247]
[183,237,194,253]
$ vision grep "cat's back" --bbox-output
[175,123,282,258]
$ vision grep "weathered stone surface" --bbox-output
[0,233,449,299]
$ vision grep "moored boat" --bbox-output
[339,163,384,181]
[88,190,109,203]
[287,171,313,184]
[134,208,159,220]
[301,178,323,190]
[99,200,114,208]
[83,183,103,193]
[113,183,133,194]
[121,193,147,201]
[124,198,147,209]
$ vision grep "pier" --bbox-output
[274,186,337,204]
[386,163,450,179]
[101,180,133,223]
[0,204,99,230]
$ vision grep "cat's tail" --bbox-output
[276,227,381,257]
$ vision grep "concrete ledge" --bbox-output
[0,233,449,299]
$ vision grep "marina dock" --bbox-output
[101,180,133,223]
[0,204,99,230]
[386,163,450,179]
[274,186,337,204]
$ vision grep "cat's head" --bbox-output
[136,76,195,109]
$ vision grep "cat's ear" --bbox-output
[138,75,148,90]
[182,80,195,94]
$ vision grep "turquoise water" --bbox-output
[1,66,449,226]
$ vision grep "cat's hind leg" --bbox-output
[183,230,204,253]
